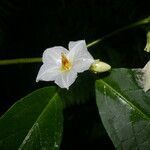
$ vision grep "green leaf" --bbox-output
[0,86,63,150]
[96,69,150,150]
[59,72,96,108]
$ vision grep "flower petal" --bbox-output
[68,40,94,73]
[54,70,77,89]
[68,40,83,50]
[142,60,150,92]
[42,46,69,65]
[36,64,60,82]
[72,59,94,73]
[68,40,87,59]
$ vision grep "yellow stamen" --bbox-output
[61,53,72,71]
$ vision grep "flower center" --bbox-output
[61,53,72,71]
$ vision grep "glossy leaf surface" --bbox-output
[96,69,150,150]
[0,87,63,150]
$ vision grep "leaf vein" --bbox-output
[98,80,150,120]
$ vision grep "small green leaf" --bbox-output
[96,69,150,150]
[0,86,63,150]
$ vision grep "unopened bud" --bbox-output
[144,31,150,52]
[90,59,111,73]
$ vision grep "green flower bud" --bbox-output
[90,59,111,73]
[144,31,150,52]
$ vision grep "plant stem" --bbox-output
[0,58,42,65]
[87,16,150,48]
[0,16,150,66]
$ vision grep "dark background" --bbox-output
[0,0,150,149]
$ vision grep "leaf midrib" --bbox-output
[18,92,58,149]
[0,87,55,141]
[97,79,150,120]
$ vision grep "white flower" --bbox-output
[142,60,150,92]
[36,40,94,89]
